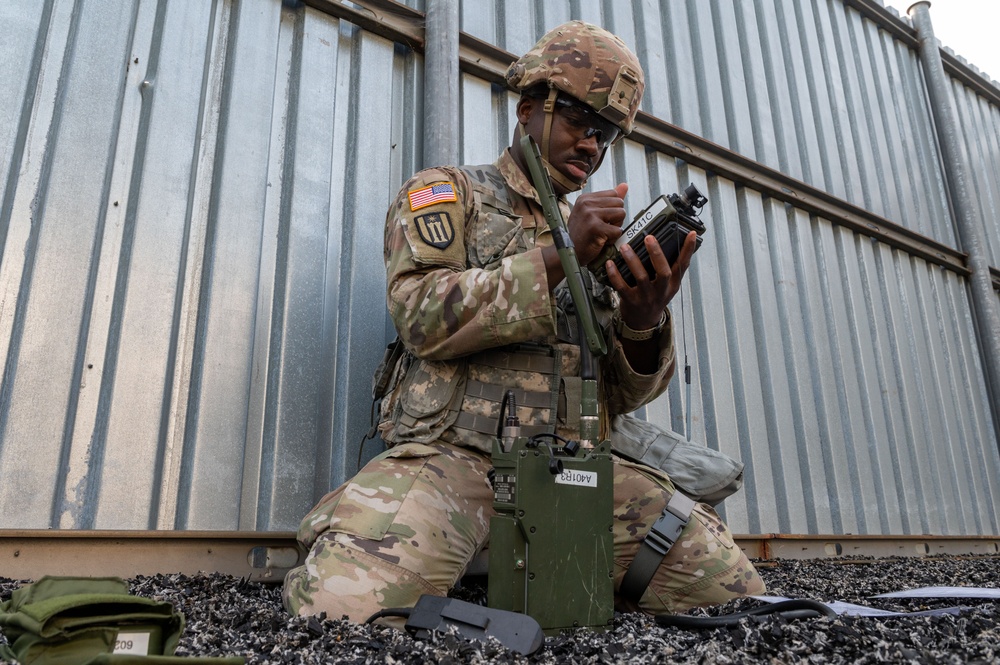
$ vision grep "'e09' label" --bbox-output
[114,631,151,655]
[555,469,598,488]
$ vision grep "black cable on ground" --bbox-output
[655,599,837,629]
[364,608,412,625]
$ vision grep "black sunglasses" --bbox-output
[550,96,621,149]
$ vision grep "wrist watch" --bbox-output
[613,309,668,342]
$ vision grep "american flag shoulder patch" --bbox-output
[408,181,457,211]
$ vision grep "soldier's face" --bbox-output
[516,96,605,193]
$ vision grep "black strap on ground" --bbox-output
[656,599,838,629]
[620,491,696,603]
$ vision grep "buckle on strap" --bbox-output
[619,491,696,604]
[644,492,695,556]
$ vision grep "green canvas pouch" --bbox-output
[0,576,244,665]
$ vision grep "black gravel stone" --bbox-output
[2,555,998,664]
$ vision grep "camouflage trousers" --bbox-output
[282,442,764,624]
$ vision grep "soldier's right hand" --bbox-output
[566,182,629,266]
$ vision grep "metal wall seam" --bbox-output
[173,0,284,530]
[0,0,66,524]
[263,7,344,534]
[289,8,348,531]
[67,0,160,530]
[0,0,54,373]
[323,25,399,517]
[2,0,143,528]
[751,0,806,183]
[238,1,300,532]
[156,0,232,530]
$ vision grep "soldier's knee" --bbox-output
[649,549,766,614]
[282,534,442,626]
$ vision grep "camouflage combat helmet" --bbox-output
[506,21,644,192]
[506,20,645,136]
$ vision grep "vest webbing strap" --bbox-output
[465,380,552,409]
[454,411,552,437]
[474,349,556,374]
[619,491,697,604]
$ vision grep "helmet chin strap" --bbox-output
[538,88,586,194]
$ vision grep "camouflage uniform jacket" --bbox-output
[378,149,676,453]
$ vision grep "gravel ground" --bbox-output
[2,555,998,664]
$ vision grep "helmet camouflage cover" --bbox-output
[505,20,645,135]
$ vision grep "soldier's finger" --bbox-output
[580,183,628,201]
[644,234,671,280]
[604,258,630,293]
[618,243,651,286]
[672,231,698,274]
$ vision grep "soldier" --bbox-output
[283,20,765,625]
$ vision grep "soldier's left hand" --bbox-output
[605,230,698,330]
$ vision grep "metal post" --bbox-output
[423,0,460,169]
[909,1,1000,440]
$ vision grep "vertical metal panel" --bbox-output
[687,1,729,144]
[459,0,496,46]
[459,75,501,166]
[85,0,210,531]
[176,0,285,530]
[747,0,800,179]
[893,35,956,244]
[1,0,998,538]
[950,77,1000,267]
[1,0,143,527]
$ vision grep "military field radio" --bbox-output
[590,185,707,287]
[487,136,709,634]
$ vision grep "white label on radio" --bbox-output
[555,469,598,488]
[114,631,151,655]
[615,196,670,249]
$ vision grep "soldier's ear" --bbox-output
[516,96,535,126]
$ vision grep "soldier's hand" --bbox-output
[566,183,629,266]
[607,229,698,331]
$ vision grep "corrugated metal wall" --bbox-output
[1,0,998,535]
[0,0,411,530]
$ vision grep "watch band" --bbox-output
[614,309,667,342]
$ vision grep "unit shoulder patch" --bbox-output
[408,182,457,211]
[414,212,455,249]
